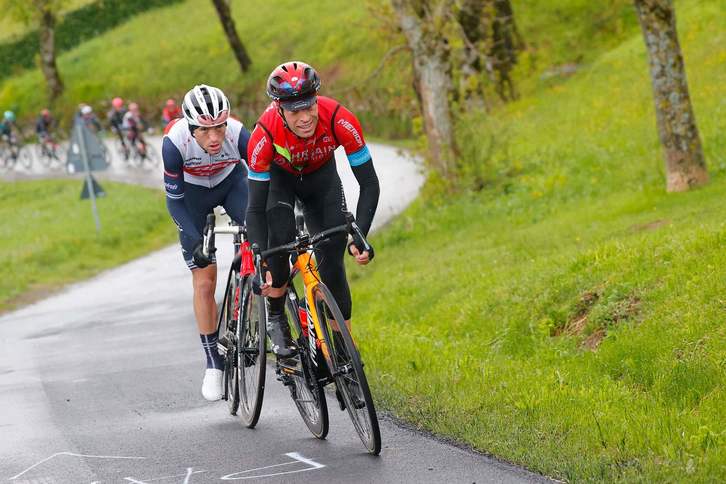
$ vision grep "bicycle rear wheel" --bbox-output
[217,268,240,415]
[284,290,329,439]
[35,144,50,168]
[314,283,381,455]
[143,143,159,166]
[237,276,266,427]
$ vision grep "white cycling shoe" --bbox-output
[201,368,223,401]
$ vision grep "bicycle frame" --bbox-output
[292,252,332,370]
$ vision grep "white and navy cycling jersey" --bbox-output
[162,117,251,266]
[163,117,249,191]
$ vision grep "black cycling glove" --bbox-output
[192,241,215,269]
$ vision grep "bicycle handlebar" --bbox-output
[202,213,246,258]
[249,212,374,295]
[202,214,216,258]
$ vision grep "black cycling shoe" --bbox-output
[266,311,298,359]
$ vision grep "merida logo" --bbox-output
[337,119,362,145]
[251,136,266,165]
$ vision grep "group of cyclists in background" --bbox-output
[0,97,183,170]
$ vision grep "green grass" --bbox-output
[0,0,95,43]
[0,179,177,313]
[0,0,409,137]
[345,0,726,481]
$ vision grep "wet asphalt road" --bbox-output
[0,142,551,483]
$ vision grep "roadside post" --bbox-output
[67,117,108,233]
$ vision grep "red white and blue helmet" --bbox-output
[182,84,230,127]
[266,61,321,111]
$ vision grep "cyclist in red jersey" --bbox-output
[246,61,380,362]
[162,98,182,129]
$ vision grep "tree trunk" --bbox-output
[634,0,707,192]
[456,0,523,103]
[391,0,457,177]
[36,1,63,102]
[490,0,523,101]
[210,0,251,73]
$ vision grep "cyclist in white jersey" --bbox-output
[162,84,251,401]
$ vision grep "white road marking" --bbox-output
[285,452,326,469]
[123,469,207,483]
[183,467,195,484]
[9,452,145,481]
[220,452,325,480]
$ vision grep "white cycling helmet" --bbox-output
[182,84,230,127]
[81,105,93,115]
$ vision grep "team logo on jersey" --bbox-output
[251,135,267,167]
[337,118,362,146]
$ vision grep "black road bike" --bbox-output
[202,214,267,427]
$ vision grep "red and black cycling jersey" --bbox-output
[245,96,379,263]
[247,96,371,180]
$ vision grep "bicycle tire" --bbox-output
[285,289,329,439]
[237,276,267,427]
[313,283,381,455]
[35,145,50,168]
[114,137,130,164]
[217,268,240,415]
[18,146,33,170]
[144,143,159,166]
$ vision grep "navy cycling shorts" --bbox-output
[178,165,248,270]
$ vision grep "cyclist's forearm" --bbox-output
[166,197,202,243]
[351,160,380,236]
[246,179,269,251]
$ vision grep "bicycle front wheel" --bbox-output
[143,143,159,166]
[237,276,267,427]
[285,290,329,439]
[217,269,240,415]
[18,146,33,170]
[314,283,381,455]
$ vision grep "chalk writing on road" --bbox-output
[9,452,146,481]
[220,452,326,481]
[8,452,324,483]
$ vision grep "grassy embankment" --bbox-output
[0,180,176,313]
[0,0,95,43]
[347,1,726,481]
[0,0,408,137]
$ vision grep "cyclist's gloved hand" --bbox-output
[192,241,215,269]
[347,234,375,264]
[252,267,272,296]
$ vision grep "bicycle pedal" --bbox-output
[276,373,294,386]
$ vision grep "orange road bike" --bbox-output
[252,212,381,455]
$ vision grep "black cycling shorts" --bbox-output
[266,159,353,320]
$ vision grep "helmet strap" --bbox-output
[277,104,295,134]
[277,104,309,140]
